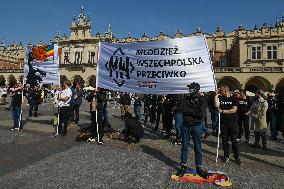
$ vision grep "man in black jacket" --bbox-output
[122,112,144,143]
[28,85,40,117]
[96,88,107,144]
[179,82,208,178]
[277,88,284,140]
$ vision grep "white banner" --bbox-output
[24,44,60,85]
[97,36,216,94]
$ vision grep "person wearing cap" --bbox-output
[215,85,242,165]
[178,82,208,178]
[247,90,268,150]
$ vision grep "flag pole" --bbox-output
[210,49,220,164]
[19,77,24,131]
[204,37,220,163]
[95,42,101,143]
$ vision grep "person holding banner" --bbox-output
[215,85,242,165]
[57,81,72,137]
[178,82,208,178]
[52,87,61,136]
[120,92,131,119]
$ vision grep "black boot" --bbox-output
[261,132,268,151]
[196,166,209,179]
[176,164,188,177]
[251,132,261,148]
[34,112,38,117]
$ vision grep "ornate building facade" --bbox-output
[0,7,284,92]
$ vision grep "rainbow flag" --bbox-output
[45,44,54,57]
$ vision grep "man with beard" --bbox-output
[215,85,242,165]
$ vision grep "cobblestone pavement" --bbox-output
[0,97,284,189]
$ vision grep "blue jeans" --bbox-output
[210,110,219,131]
[181,123,203,166]
[269,111,278,140]
[201,121,209,135]
[12,106,21,129]
[134,106,142,122]
[175,112,183,140]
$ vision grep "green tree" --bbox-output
[8,74,17,87]
[0,75,6,86]
[73,75,84,85]
[88,75,96,87]
[18,75,24,83]
[60,75,68,87]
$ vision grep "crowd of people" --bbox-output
[2,80,284,178]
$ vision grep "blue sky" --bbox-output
[0,0,283,45]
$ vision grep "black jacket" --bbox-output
[180,94,207,125]
[120,94,131,106]
[124,118,144,138]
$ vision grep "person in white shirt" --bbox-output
[57,81,72,136]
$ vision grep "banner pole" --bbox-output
[203,36,220,163]
[19,81,24,131]
[95,42,101,143]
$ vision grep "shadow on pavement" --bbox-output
[23,118,52,126]
[202,138,284,170]
[140,144,177,167]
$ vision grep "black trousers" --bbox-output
[149,107,156,124]
[70,104,75,122]
[237,115,250,140]
[155,111,162,130]
[163,114,173,137]
[58,106,70,135]
[221,122,240,159]
[74,104,81,123]
[29,103,38,116]
[144,107,150,123]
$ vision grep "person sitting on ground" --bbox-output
[122,112,144,144]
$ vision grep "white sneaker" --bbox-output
[87,137,97,142]
[97,140,104,145]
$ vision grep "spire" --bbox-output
[107,23,111,33]
[196,27,201,33]
[0,39,5,50]
[87,12,91,22]
[1,39,5,46]
[216,26,222,32]
[81,5,84,14]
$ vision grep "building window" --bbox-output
[220,57,227,67]
[267,46,277,59]
[88,52,96,64]
[74,51,82,64]
[251,46,261,60]
[64,52,69,64]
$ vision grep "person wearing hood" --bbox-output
[178,82,208,178]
